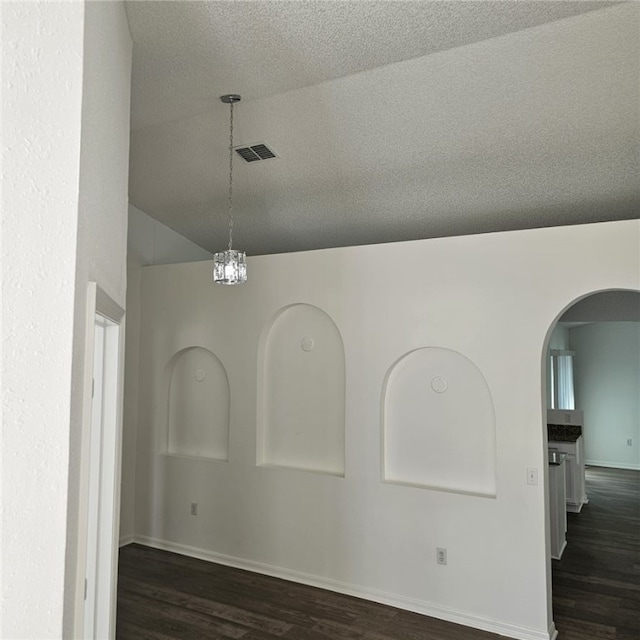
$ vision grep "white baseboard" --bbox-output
[566,502,584,514]
[119,535,135,547]
[551,539,567,561]
[132,535,553,640]
[585,460,640,471]
[549,621,558,640]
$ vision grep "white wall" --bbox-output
[570,322,640,470]
[64,3,132,636]
[2,2,132,637]
[3,4,85,637]
[128,204,214,267]
[132,220,639,640]
[120,205,213,541]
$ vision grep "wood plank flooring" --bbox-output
[551,466,640,640]
[116,544,502,640]
[116,467,639,639]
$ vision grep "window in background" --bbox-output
[550,350,575,409]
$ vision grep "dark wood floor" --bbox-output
[116,467,639,640]
[116,545,502,640]
[551,466,640,640]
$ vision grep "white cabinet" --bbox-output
[548,455,567,560]
[549,436,587,513]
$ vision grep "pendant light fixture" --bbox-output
[213,94,247,285]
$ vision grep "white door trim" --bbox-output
[75,282,125,639]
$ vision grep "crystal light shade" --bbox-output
[213,249,247,285]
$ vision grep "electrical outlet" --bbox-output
[527,467,538,486]
[437,547,447,565]
[190,502,198,516]
[627,438,633,447]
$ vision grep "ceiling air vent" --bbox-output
[234,143,277,163]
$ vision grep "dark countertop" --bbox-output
[548,423,582,443]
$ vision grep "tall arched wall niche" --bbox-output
[257,304,346,475]
[383,347,496,496]
[133,219,640,640]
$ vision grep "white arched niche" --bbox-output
[166,346,230,460]
[382,347,497,497]
[257,304,346,476]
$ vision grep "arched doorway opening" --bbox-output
[542,288,640,637]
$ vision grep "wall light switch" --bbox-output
[527,467,538,486]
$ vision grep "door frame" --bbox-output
[75,282,126,638]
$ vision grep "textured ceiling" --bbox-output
[560,291,640,323]
[126,1,639,256]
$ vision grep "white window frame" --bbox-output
[549,349,575,410]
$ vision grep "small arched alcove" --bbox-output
[166,346,230,460]
[382,347,496,497]
[257,303,346,476]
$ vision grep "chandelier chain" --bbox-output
[227,101,234,251]
[213,94,246,285]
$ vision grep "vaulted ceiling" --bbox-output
[125,1,639,256]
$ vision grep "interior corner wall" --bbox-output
[548,325,569,351]
[127,204,214,267]
[119,261,142,544]
[64,2,132,637]
[2,3,85,637]
[133,220,639,640]
[570,322,640,470]
[120,205,213,542]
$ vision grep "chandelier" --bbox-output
[213,94,247,285]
